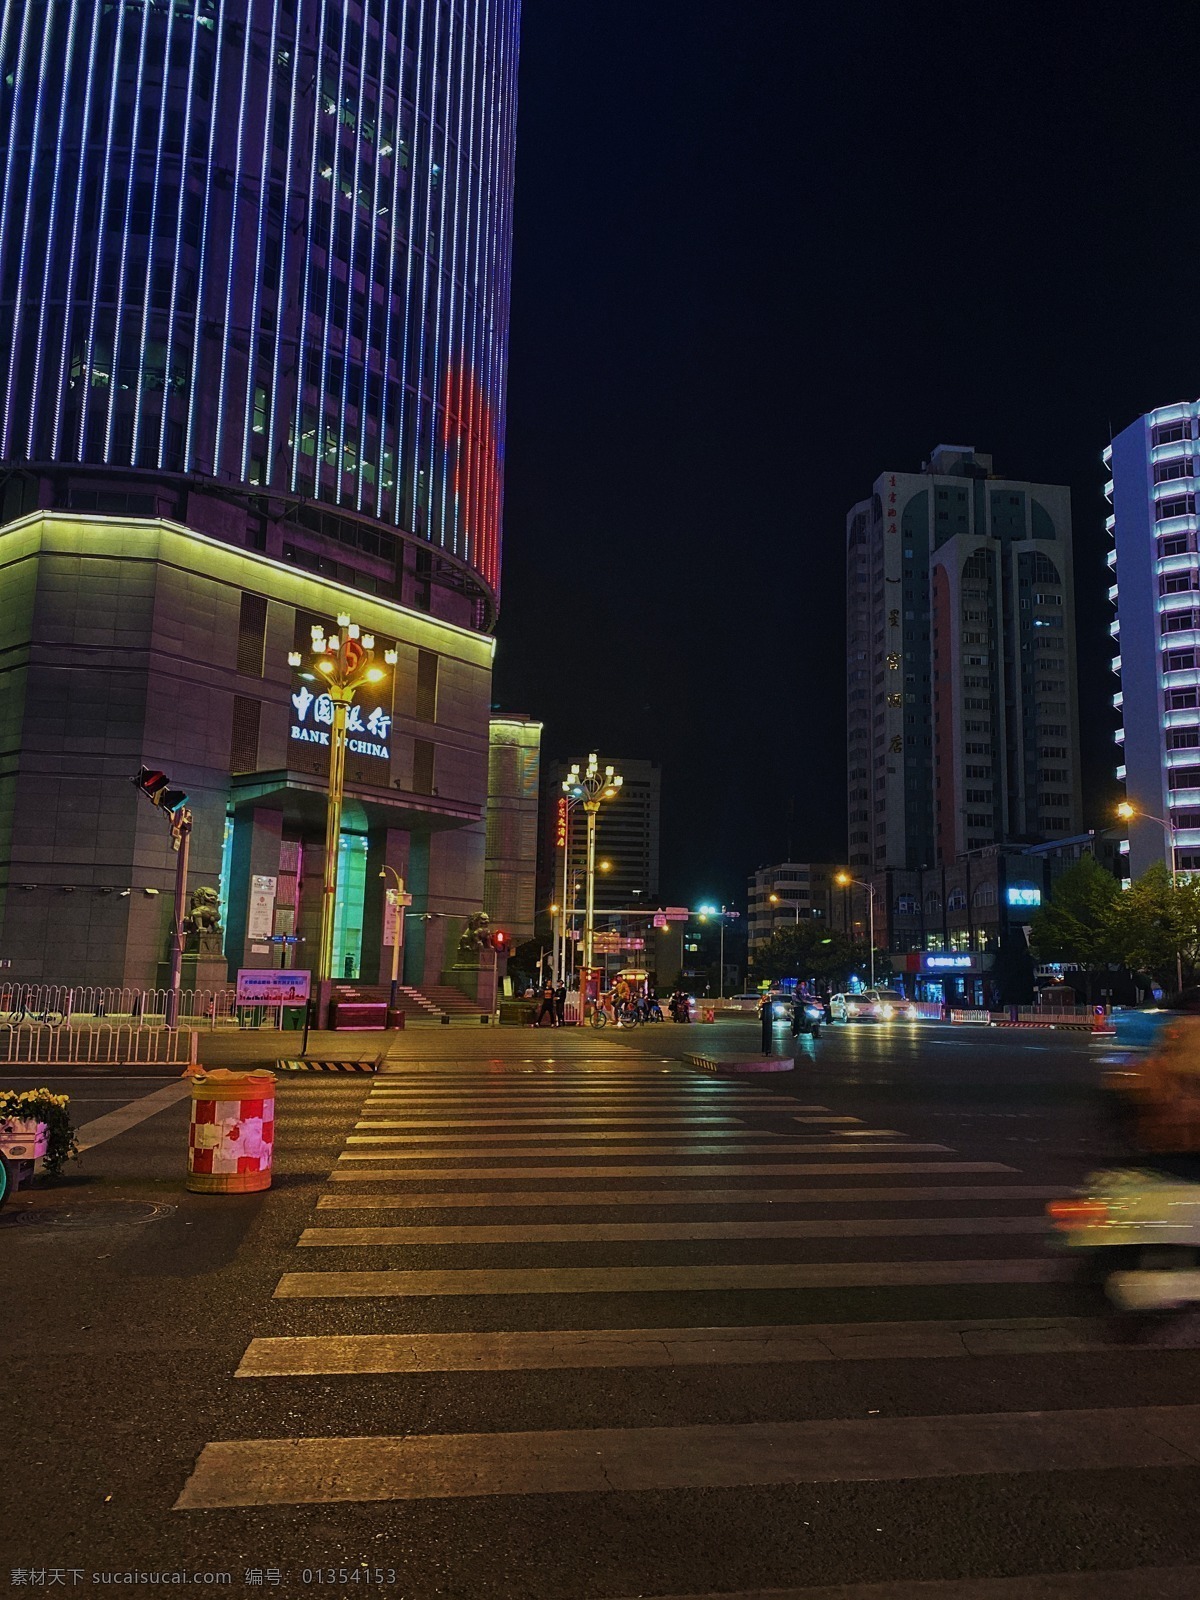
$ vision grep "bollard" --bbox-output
[702,1007,716,1024]
[387,1008,406,1030]
[760,1005,773,1055]
[186,1069,275,1193]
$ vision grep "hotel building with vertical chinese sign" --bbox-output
[0,0,520,990]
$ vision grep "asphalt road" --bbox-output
[3,1021,1200,1600]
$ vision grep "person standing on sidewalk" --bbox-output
[535,981,558,1027]
[553,981,567,1026]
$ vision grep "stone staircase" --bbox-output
[329,980,487,1024]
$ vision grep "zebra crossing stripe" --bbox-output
[315,1184,1059,1208]
[296,1216,1050,1247]
[233,1314,1159,1377]
[328,1161,1016,1179]
[272,1258,1075,1298]
[352,1120,761,1132]
[340,1140,949,1155]
[173,1403,1200,1508]
[607,1567,1200,1600]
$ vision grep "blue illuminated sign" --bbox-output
[925,955,972,970]
[1007,887,1042,907]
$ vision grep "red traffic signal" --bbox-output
[132,766,188,812]
[133,767,169,803]
[491,929,510,951]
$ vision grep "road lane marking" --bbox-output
[353,1116,782,1128]
[316,1184,1058,1208]
[73,1079,192,1152]
[328,1161,1015,1178]
[297,1216,1050,1247]
[349,1128,802,1142]
[273,1258,1075,1298]
[234,1315,1155,1377]
[608,1567,1200,1600]
[340,1141,949,1156]
[173,1403,1200,1508]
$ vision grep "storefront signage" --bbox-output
[1006,886,1042,907]
[290,686,392,760]
[236,969,311,1006]
[924,954,973,970]
[555,796,568,848]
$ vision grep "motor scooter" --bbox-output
[790,999,824,1041]
[1052,1008,1200,1313]
[1048,1167,1200,1312]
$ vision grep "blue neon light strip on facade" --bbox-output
[0,0,518,601]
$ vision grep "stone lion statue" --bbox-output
[457,910,492,957]
[184,885,222,935]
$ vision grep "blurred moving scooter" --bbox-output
[1050,1005,1200,1313]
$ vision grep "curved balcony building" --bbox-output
[1108,398,1200,879]
[0,0,518,622]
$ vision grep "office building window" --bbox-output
[230,696,261,774]
[415,649,439,721]
[237,592,268,676]
[412,739,435,794]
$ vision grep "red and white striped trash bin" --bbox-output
[186,1069,275,1193]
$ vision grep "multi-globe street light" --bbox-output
[562,756,623,979]
[288,615,397,985]
[835,871,876,988]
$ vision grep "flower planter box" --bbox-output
[0,1117,49,1162]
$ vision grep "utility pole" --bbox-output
[166,807,192,1031]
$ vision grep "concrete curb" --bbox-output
[683,1053,794,1074]
[275,1058,380,1074]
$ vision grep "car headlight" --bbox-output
[879,1004,893,1019]
[906,1004,918,1020]
[847,1003,859,1015]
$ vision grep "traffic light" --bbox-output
[132,766,188,812]
[491,929,510,953]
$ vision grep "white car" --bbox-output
[830,988,917,1022]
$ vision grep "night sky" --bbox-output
[492,0,1200,907]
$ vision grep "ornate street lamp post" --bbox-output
[288,614,397,983]
[563,755,622,977]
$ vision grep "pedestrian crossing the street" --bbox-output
[174,1053,1200,1596]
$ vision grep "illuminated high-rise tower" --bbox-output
[0,1,521,991]
[1108,399,1200,879]
[0,0,518,619]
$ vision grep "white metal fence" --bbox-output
[1016,1006,1099,1022]
[0,985,287,1029]
[0,1023,197,1065]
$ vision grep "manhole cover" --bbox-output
[4,1200,176,1229]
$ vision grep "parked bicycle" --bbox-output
[5,991,68,1027]
[588,998,641,1029]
